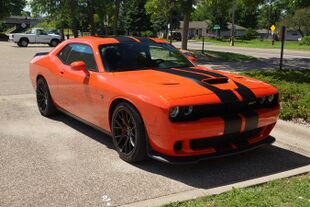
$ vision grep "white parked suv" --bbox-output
[8,28,62,47]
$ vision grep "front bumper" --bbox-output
[146,105,280,157]
[148,136,275,164]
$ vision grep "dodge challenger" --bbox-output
[29,36,280,163]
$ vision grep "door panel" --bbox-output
[55,43,105,127]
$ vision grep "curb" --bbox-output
[120,165,310,207]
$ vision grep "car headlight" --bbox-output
[259,96,266,104]
[267,94,274,103]
[169,106,194,120]
[184,106,193,116]
[169,106,180,118]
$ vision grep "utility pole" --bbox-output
[230,0,236,46]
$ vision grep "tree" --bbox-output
[113,0,121,35]
[122,0,150,35]
[280,6,310,36]
[145,0,180,37]
[179,0,195,50]
[234,0,261,28]
[30,0,66,40]
[0,0,26,20]
[192,0,230,33]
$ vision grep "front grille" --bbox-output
[190,128,262,150]
[171,94,279,122]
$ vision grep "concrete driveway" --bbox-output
[0,41,309,207]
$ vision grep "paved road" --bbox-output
[0,41,309,207]
[174,41,310,59]
[174,41,310,70]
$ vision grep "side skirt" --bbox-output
[56,107,112,136]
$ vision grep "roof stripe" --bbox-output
[134,37,156,43]
[113,36,136,43]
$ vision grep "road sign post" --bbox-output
[202,36,205,53]
[270,25,276,46]
[280,26,286,70]
[213,25,220,38]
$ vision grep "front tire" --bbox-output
[36,77,57,117]
[49,39,59,47]
[19,38,28,47]
[111,102,147,163]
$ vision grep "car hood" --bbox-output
[112,66,275,101]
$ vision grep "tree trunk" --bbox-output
[60,20,65,40]
[87,0,96,36]
[182,12,190,50]
[113,0,121,35]
[70,0,79,37]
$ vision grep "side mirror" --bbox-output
[186,55,197,63]
[182,51,197,63]
[70,61,86,71]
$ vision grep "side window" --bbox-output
[66,44,98,72]
[36,29,47,35]
[57,45,72,64]
[149,45,178,61]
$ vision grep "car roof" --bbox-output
[68,36,168,46]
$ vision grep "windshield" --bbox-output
[99,42,193,72]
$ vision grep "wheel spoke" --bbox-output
[113,108,138,155]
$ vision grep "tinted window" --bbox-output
[66,44,98,72]
[57,45,71,63]
[99,42,193,72]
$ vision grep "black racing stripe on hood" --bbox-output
[179,67,256,101]
[155,68,240,103]
[242,110,259,131]
[180,67,225,78]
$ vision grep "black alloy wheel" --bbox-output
[36,77,57,117]
[111,102,147,163]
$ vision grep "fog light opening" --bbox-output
[174,140,183,151]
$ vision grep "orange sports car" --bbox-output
[29,36,280,163]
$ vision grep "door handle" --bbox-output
[60,69,64,74]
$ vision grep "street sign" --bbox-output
[270,24,276,32]
[213,25,220,30]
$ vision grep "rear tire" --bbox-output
[36,77,57,117]
[111,102,147,163]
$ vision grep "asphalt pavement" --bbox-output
[174,41,310,70]
[0,41,309,207]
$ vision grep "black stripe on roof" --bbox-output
[113,36,137,43]
[134,37,156,43]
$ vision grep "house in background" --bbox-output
[256,28,302,41]
[285,29,302,41]
[2,16,43,33]
[176,21,210,38]
[166,21,247,39]
[220,23,247,38]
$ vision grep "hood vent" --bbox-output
[202,77,229,84]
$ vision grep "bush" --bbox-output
[244,28,258,40]
[141,30,156,37]
[299,36,310,45]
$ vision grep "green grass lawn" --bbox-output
[195,38,310,51]
[163,173,310,207]
[189,50,257,62]
[240,69,310,122]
